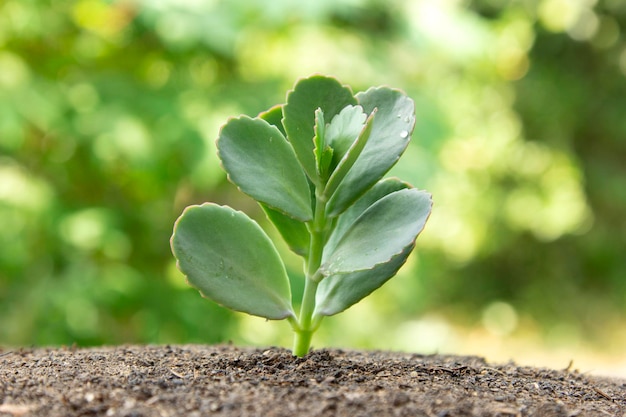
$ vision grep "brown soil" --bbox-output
[1,344,624,417]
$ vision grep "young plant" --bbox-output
[170,75,432,357]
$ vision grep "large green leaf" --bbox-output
[314,244,414,318]
[171,204,295,320]
[320,188,432,276]
[325,178,412,254]
[217,116,312,221]
[314,179,420,317]
[326,88,416,217]
[283,76,356,184]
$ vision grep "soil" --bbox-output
[1,344,624,417]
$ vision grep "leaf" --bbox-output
[313,108,334,180]
[314,244,414,317]
[259,104,286,137]
[323,108,376,199]
[325,178,412,254]
[314,179,420,317]
[320,188,432,276]
[283,76,356,184]
[313,108,325,166]
[171,203,295,320]
[217,116,313,221]
[325,105,367,167]
[326,87,416,217]
[318,147,334,181]
[261,203,310,257]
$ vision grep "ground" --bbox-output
[1,344,624,417]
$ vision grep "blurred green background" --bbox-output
[1,0,625,373]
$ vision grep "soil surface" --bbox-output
[1,344,624,417]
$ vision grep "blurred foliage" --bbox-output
[1,0,625,354]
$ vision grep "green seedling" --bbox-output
[170,75,432,357]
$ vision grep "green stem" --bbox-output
[292,192,327,357]
[292,280,316,356]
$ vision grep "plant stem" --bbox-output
[292,192,327,357]
[292,282,315,355]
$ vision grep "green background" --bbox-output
[1,0,624,369]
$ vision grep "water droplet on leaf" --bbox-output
[400,130,409,139]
